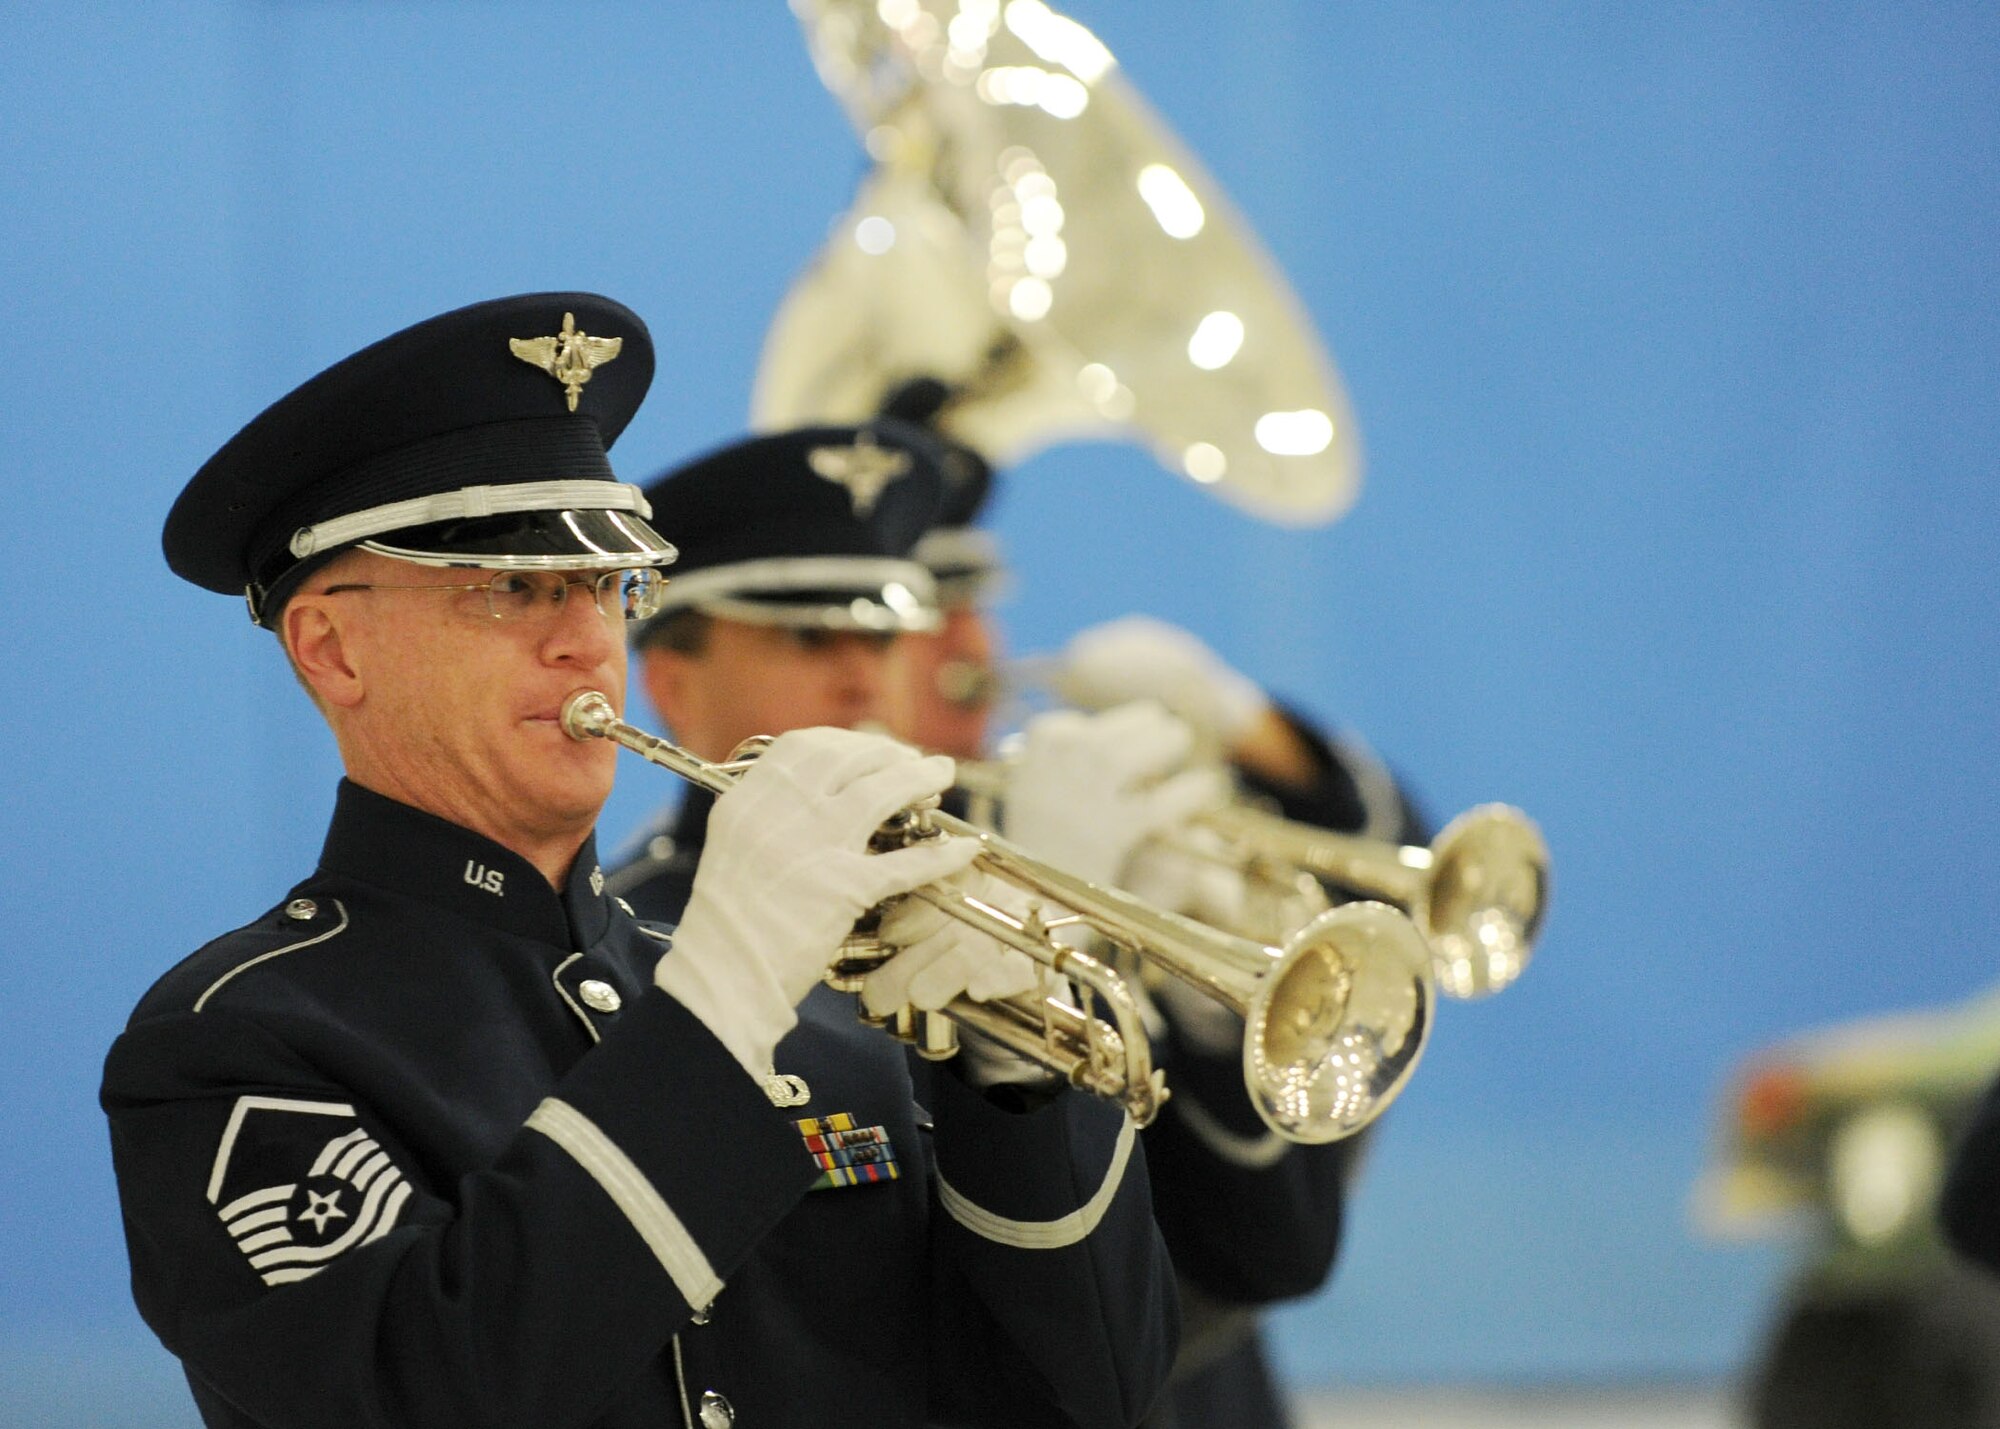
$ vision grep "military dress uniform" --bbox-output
[108,783,1171,1429]
[104,295,1178,1429]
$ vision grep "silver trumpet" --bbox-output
[1193,802,1551,1001]
[564,690,1434,1142]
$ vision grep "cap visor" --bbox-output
[364,508,677,569]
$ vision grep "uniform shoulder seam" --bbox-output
[193,899,352,1013]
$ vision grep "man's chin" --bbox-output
[513,752,616,827]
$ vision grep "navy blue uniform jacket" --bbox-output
[103,781,1177,1429]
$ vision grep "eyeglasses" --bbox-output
[321,568,668,624]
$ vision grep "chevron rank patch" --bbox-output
[796,1112,899,1190]
[207,1095,413,1286]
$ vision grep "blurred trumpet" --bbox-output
[1190,802,1550,1000]
[957,760,1549,1000]
[564,691,1435,1141]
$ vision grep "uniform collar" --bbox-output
[668,787,715,853]
[319,779,614,948]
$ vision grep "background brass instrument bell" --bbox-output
[563,691,1435,1141]
[764,0,1364,525]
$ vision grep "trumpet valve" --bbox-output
[911,1009,959,1061]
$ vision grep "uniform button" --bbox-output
[578,979,621,1013]
[697,1390,734,1428]
[283,899,318,921]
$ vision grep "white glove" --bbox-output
[864,871,1066,1091]
[656,728,980,1082]
[1001,703,1232,888]
[1055,615,1267,745]
[863,871,1042,1014]
[1119,830,1248,936]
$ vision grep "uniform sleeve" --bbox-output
[102,988,817,1429]
[1942,1069,2000,1274]
[1247,700,1431,846]
[917,1067,1179,1429]
[1140,1032,1359,1304]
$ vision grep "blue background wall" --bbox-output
[4,2,1998,1420]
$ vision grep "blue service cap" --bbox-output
[164,292,673,626]
[879,376,1005,607]
[632,418,948,637]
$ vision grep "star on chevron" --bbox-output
[298,1188,349,1235]
[806,435,913,516]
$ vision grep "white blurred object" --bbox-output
[1056,614,1266,744]
[999,703,1229,886]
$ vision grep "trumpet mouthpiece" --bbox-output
[560,690,615,742]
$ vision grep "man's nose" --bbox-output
[831,635,891,685]
[543,579,621,659]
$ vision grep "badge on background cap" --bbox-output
[808,434,914,516]
[510,311,624,412]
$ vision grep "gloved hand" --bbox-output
[865,870,1066,1091]
[1118,829,1249,938]
[656,727,979,1082]
[1055,615,1268,746]
[863,871,1044,1015]
[1001,703,1232,888]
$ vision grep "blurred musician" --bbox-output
[884,389,1429,1429]
[605,416,1181,1422]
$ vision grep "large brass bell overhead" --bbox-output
[761,0,1363,526]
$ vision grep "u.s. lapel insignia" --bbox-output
[796,1112,900,1189]
[806,434,912,516]
[762,1072,812,1108]
[509,311,623,411]
[207,1095,413,1287]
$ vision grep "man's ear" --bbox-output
[284,595,366,709]
[637,643,695,736]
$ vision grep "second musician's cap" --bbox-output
[630,418,948,639]
[879,376,1006,607]
[164,292,673,627]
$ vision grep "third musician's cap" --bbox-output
[630,419,948,639]
[879,376,1005,608]
[164,292,673,627]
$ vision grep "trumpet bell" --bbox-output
[1247,902,1433,1143]
[1425,805,1550,1000]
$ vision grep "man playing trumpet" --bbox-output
[102,295,1178,1429]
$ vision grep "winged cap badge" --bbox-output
[509,311,623,412]
[807,433,914,516]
